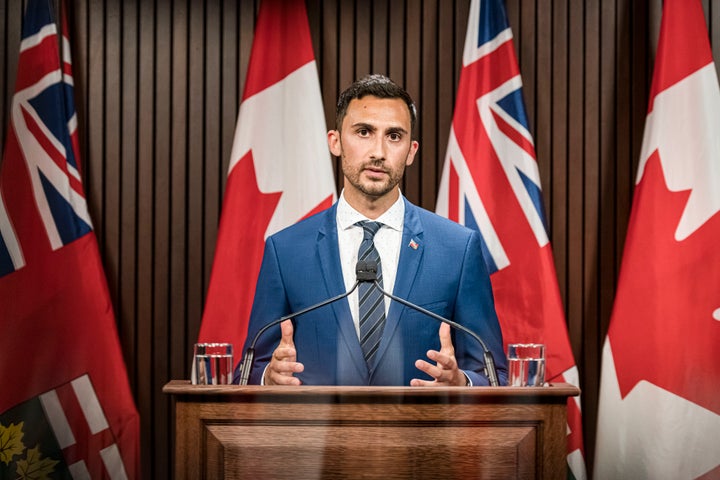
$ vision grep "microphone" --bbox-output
[237,279,362,385]
[356,260,500,387]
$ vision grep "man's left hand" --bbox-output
[411,322,467,387]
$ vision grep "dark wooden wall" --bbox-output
[3,0,720,477]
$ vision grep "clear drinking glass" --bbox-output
[192,343,233,385]
[507,343,545,387]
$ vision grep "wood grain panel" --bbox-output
[165,382,577,480]
[210,423,536,479]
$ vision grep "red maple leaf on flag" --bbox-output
[609,150,720,415]
[225,150,283,284]
[199,152,281,345]
[200,150,332,352]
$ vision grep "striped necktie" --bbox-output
[356,221,386,366]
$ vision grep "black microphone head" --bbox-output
[356,260,378,281]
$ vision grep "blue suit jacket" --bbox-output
[241,198,508,386]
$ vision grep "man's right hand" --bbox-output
[264,319,304,385]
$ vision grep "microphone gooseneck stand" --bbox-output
[237,281,361,385]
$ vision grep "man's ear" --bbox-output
[405,140,419,166]
[327,130,342,157]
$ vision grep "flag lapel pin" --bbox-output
[408,239,419,250]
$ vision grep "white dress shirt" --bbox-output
[336,190,405,338]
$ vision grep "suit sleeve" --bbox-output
[454,230,508,386]
[238,236,291,384]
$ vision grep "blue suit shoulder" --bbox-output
[266,204,336,245]
[414,207,472,231]
[405,202,477,241]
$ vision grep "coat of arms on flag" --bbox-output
[0,375,128,479]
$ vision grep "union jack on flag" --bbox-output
[436,1,586,478]
[0,0,91,278]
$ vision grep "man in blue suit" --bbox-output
[242,74,507,386]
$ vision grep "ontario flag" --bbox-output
[593,0,720,478]
[197,0,336,370]
[0,0,139,478]
[435,1,585,478]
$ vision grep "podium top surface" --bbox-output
[163,380,579,403]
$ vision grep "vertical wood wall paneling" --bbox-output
[420,0,438,209]
[203,0,221,301]
[355,0,371,78]
[338,0,356,116]
[186,0,205,376]
[220,1,238,191]
[584,2,610,464]
[404,0,422,204]
[371,0,389,80]
[584,0,603,464]
[168,6,190,476]
[567,0,586,395]
[119,0,139,391]
[136,0,155,475]
[104,0,121,337]
[317,0,341,190]
[387,2,405,112]
[154,1,173,477]
[550,0,569,318]
[434,0,454,205]
[534,0,553,242]
[5,0,720,476]
[84,0,105,322]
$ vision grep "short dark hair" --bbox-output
[335,74,417,135]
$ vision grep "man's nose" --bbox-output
[368,135,386,161]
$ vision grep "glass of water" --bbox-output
[507,343,545,387]
[192,343,233,385]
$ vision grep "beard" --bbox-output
[342,157,406,198]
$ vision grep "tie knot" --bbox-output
[357,221,382,240]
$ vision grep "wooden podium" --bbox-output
[163,381,579,479]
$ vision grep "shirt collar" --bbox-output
[337,190,405,232]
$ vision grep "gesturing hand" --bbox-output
[411,322,467,387]
[264,319,304,385]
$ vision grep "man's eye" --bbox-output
[357,129,370,136]
[388,133,401,141]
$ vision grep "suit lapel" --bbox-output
[317,205,368,380]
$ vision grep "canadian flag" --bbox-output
[593,0,720,478]
[197,0,336,367]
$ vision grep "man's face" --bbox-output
[328,96,418,203]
